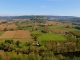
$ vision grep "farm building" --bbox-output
[32,41,39,45]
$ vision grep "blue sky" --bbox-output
[0,0,80,17]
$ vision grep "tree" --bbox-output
[28,52,41,60]
[0,42,5,50]
[10,56,21,60]
[5,40,14,44]
[0,55,3,60]
[37,46,47,53]
[34,36,37,41]
[41,51,57,60]
[45,42,53,51]
[29,46,36,52]
[22,48,29,54]
[57,54,65,60]
[3,28,7,31]
[15,41,21,47]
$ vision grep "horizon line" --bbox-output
[0,15,79,17]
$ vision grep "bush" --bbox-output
[0,55,3,60]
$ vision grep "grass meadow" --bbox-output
[37,33,67,44]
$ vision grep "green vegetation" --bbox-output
[17,26,33,30]
[47,25,63,29]
[38,33,67,44]
[31,30,42,34]
[0,38,13,43]
[0,31,5,36]
[47,25,78,31]
[61,28,78,31]
[0,55,3,60]
[0,17,80,60]
[23,26,33,30]
[70,31,80,37]
[0,38,33,43]
[13,38,33,43]
[0,39,80,60]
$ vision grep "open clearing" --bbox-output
[31,30,42,34]
[37,33,67,43]
[47,25,63,29]
[0,24,7,30]
[47,25,78,31]
[13,30,32,39]
[0,31,16,38]
[0,24,17,30]
[14,38,33,42]
[22,30,31,38]
[13,30,24,39]
[0,30,32,42]
[0,31,5,36]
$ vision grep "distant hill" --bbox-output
[0,15,79,20]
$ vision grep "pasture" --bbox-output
[47,25,63,29]
[46,25,78,31]
[31,30,42,34]
[37,33,67,43]
[0,31,5,36]
[0,38,13,43]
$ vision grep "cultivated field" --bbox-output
[7,24,17,30]
[0,24,7,30]
[0,31,5,36]
[0,30,32,43]
[13,30,24,39]
[31,30,42,34]
[22,30,31,38]
[0,24,17,30]
[0,30,31,39]
[47,25,78,31]
[0,31,16,38]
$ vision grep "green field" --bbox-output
[0,31,5,36]
[13,38,33,43]
[37,33,67,43]
[47,25,63,29]
[23,26,33,30]
[63,28,78,31]
[0,38,13,43]
[31,30,42,34]
[46,25,78,31]
[0,38,33,43]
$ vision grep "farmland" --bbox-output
[0,23,17,31]
[37,33,67,44]
[0,30,32,43]
[0,16,80,60]
[47,25,63,29]
[46,25,78,31]
[31,30,42,34]
[0,31,16,38]
[13,30,24,39]
[0,31,5,36]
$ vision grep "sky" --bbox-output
[0,0,80,17]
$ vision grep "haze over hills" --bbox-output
[0,15,79,20]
